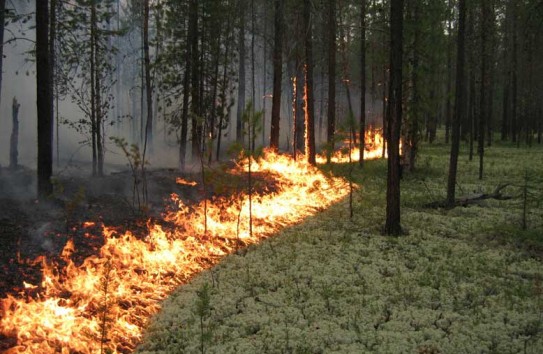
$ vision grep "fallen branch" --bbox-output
[425,184,513,209]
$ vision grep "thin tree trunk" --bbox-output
[236,9,246,144]
[303,0,316,165]
[327,0,336,163]
[446,0,466,206]
[294,60,305,156]
[384,0,403,236]
[445,0,453,144]
[37,0,53,198]
[10,97,20,170]
[189,0,200,161]
[90,2,97,177]
[262,3,268,146]
[143,0,153,154]
[270,0,283,150]
[359,0,366,167]
[93,1,104,177]
[478,0,491,180]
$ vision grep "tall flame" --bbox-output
[0,149,350,354]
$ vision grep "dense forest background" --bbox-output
[0,0,542,186]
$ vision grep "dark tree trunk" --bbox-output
[236,9,246,144]
[511,3,518,143]
[0,0,5,138]
[143,0,153,154]
[384,0,403,236]
[180,59,191,170]
[270,0,283,150]
[92,1,104,177]
[294,60,305,156]
[327,0,336,163]
[359,0,366,167]
[37,0,53,198]
[189,0,200,161]
[303,0,316,165]
[446,0,466,206]
[478,0,491,180]
[90,2,97,176]
[10,97,20,170]
[445,0,453,144]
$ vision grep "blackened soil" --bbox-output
[0,164,279,299]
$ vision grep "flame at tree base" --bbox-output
[0,149,350,354]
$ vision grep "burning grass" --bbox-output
[137,140,543,353]
[0,149,350,354]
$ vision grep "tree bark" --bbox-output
[303,0,316,165]
[143,0,153,154]
[445,0,453,144]
[327,0,336,163]
[270,0,283,150]
[478,0,491,180]
[10,97,20,170]
[189,0,201,161]
[384,0,403,236]
[37,0,54,198]
[446,0,466,206]
[0,0,5,140]
[359,0,366,167]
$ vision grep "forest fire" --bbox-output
[316,129,387,164]
[0,149,350,354]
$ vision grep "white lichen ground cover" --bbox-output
[137,142,543,353]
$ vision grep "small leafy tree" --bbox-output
[57,0,119,177]
[110,137,148,213]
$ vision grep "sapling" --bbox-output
[194,282,212,354]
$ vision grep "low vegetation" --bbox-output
[137,141,543,353]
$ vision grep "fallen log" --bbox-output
[424,184,513,209]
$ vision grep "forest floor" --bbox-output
[0,160,278,301]
[135,141,543,353]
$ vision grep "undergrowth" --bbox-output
[136,141,543,354]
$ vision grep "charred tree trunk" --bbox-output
[446,0,466,206]
[294,59,305,156]
[327,0,336,163]
[382,64,387,158]
[9,98,20,170]
[270,0,283,150]
[37,0,53,198]
[384,0,403,236]
[303,0,316,165]
[0,0,5,138]
[359,0,366,167]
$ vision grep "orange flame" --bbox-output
[0,149,350,354]
[316,129,389,164]
[175,177,198,186]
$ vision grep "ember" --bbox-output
[0,149,350,354]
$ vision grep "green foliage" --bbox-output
[194,282,213,354]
